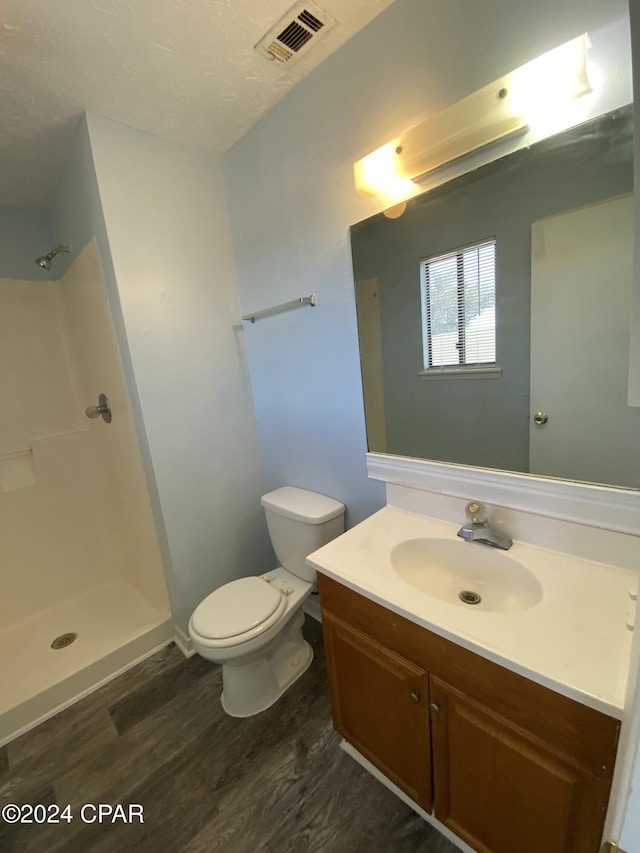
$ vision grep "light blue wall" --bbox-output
[0,205,56,280]
[49,114,270,633]
[49,116,103,275]
[222,0,625,526]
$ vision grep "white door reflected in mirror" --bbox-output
[529,194,638,485]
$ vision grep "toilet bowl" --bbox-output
[189,567,313,717]
[188,487,345,717]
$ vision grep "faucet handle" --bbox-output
[465,501,488,524]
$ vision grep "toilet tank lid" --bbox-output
[261,487,344,523]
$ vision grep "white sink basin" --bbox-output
[390,537,543,613]
[307,504,635,713]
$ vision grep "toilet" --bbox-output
[188,486,345,717]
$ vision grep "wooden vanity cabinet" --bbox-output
[323,613,432,810]
[318,573,620,853]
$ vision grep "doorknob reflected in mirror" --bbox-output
[533,412,548,425]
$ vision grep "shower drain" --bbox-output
[459,590,482,606]
[51,632,77,650]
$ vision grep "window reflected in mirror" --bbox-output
[351,107,639,490]
[420,239,497,372]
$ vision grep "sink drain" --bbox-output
[459,590,482,605]
[51,632,77,650]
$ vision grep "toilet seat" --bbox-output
[190,576,287,647]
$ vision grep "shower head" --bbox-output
[35,244,69,271]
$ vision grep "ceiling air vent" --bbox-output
[255,2,337,65]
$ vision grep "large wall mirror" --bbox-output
[351,101,639,490]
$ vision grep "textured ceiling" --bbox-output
[0,0,394,209]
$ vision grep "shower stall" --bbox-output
[0,239,172,744]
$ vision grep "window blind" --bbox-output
[420,239,496,369]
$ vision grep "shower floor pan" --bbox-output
[0,580,172,746]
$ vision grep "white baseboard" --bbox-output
[174,625,196,658]
[340,740,476,853]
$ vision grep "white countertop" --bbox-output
[307,506,636,718]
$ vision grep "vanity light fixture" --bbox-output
[510,33,594,137]
[354,34,593,200]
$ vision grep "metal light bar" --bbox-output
[395,84,526,182]
[354,76,527,198]
[354,34,592,198]
[242,294,316,324]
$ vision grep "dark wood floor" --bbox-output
[0,619,460,852]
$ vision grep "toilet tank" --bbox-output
[261,487,345,582]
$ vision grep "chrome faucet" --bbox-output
[457,501,512,550]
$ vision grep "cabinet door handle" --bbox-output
[429,702,440,715]
[410,692,421,703]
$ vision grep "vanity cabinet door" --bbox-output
[429,676,611,853]
[323,613,432,811]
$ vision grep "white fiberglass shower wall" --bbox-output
[0,239,172,744]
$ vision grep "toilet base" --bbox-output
[220,609,313,717]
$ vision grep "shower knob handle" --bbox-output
[85,393,112,424]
